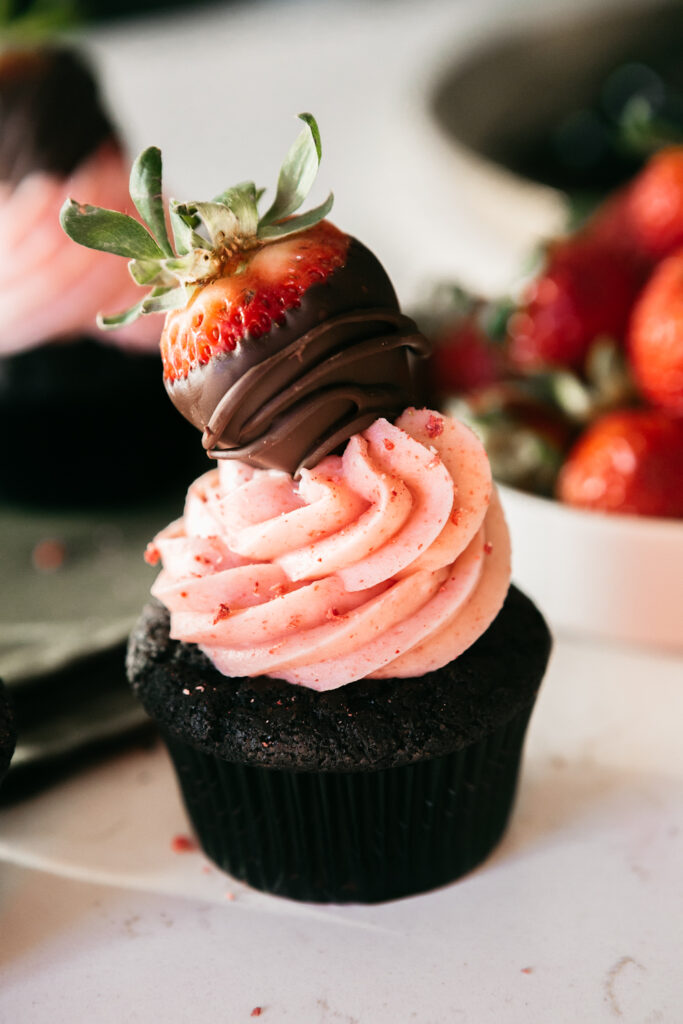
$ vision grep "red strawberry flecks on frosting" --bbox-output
[148,410,511,691]
[160,221,349,383]
[144,542,161,566]
[425,413,444,438]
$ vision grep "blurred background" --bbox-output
[3,0,681,304]
[49,0,683,297]
[2,0,682,794]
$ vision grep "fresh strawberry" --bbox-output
[580,149,683,267]
[507,237,641,370]
[507,148,683,375]
[430,315,502,396]
[556,408,683,517]
[628,248,683,415]
[624,146,683,262]
[582,187,633,252]
[160,220,347,383]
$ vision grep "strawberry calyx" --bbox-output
[59,113,334,329]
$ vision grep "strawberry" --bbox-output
[628,248,683,415]
[624,146,683,262]
[507,237,641,370]
[430,315,502,396]
[160,219,348,383]
[61,114,429,474]
[579,149,683,268]
[556,408,683,517]
[507,148,683,375]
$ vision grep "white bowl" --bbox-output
[498,484,683,651]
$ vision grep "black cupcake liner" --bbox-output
[163,703,533,903]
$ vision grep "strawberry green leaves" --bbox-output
[60,146,173,263]
[140,285,196,315]
[259,112,333,236]
[96,285,196,329]
[129,147,174,258]
[258,193,334,240]
[60,113,334,328]
[59,201,166,261]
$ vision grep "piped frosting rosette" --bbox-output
[147,408,511,691]
[0,143,162,355]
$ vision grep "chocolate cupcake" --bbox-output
[0,680,16,788]
[130,583,549,902]
[65,115,552,902]
[0,46,204,505]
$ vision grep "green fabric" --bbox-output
[0,497,180,793]
[0,497,179,687]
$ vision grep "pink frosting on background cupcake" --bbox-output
[0,143,162,355]
[147,409,511,691]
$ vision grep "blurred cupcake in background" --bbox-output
[0,22,205,801]
[0,40,205,506]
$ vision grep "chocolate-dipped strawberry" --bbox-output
[61,114,431,473]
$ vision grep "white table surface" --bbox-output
[2,0,682,1020]
[1,631,682,1023]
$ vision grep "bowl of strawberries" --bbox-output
[422,146,683,651]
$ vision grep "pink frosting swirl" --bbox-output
[147,409,511,691]
[0,142,162,355]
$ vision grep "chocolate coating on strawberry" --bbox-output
[0,47,118,184]
[167,233,429,473]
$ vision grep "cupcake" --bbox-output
[0,45,204,505]
[64,115,552,902]
[0,679,16,788]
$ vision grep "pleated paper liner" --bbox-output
[163,704,533,904]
